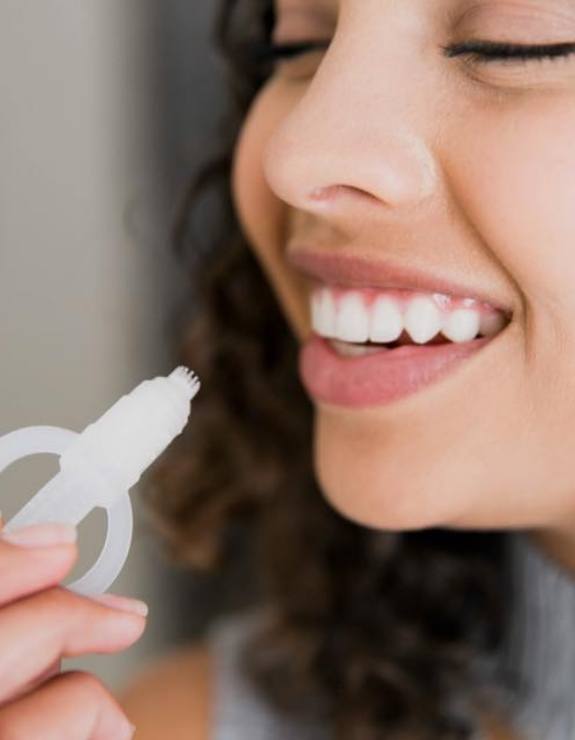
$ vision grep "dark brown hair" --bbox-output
[141,1,510,737]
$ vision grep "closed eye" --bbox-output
[246,38,575,70]
[442,39,575,65]
[248,40,330,65]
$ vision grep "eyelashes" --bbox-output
[442,39,575,64]
[248,40,329,65]
[247,38,575,68]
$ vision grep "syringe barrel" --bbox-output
[59,373,195,500]
[3,468,98,532]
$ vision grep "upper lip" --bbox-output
[287,248,513,317]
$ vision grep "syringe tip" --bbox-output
[169,366,201,401]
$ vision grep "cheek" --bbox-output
[231,81,313,340]
[447,94,575,340]
[447,93,575,418]
[231,83,288,265]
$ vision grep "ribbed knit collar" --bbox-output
[489,531,575,739]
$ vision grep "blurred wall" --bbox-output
[0,0,226,692]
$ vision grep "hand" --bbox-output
[0,514,147,739]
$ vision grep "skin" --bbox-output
[232,0,575,566]
[0,514,147,738]
[231,2,575,730]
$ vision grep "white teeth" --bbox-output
[311,287,505,346]
[334,293,370,343]
[312,288,337,338]
[403,296,444,344]
[441,308,481,343]
[479,312,507,338]
[310,292,323,334]
[329,339,384,357]
[369,297,403,343]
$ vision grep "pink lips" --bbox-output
[287,249,512,316]
[290,248,512,408]
[298,334,494,408]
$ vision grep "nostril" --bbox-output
[308,184,377,203]
[308,185,359,201]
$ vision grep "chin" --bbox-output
[312,407,460,531]
[313,450,455,532]
[311,397,555,534]
[314,435,561,534]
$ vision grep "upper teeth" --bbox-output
[311,287,508,344]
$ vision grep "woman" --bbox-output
[122,0,575,736]
[2,0,575,737]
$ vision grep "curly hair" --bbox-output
[140,1,511,737]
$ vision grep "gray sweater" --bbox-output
[208,532,575,739]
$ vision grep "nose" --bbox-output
[262,31,439,227]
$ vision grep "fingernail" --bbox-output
[92,593,149,617]
[1,522,77,547]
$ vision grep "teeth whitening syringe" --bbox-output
[0,367,200,597]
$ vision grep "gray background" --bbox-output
[0,0,233,692]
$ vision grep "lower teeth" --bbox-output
[329,339,389,357]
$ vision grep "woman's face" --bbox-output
[231,0,575,536]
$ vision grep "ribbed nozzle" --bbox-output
[169,366,201,401]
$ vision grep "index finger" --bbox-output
[0,522,78,606]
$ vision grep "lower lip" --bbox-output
[298,334,495,408]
